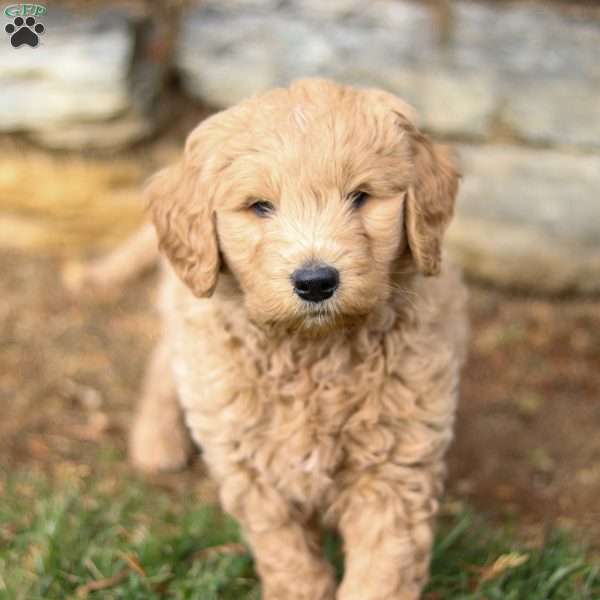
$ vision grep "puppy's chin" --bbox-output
[297,312,369,338]
[248,301,371,338]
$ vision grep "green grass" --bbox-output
[0,469,598,600]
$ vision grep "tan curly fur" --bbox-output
[138,79,467,600]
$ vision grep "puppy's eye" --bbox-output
[348,190,369,210]
[248,200,275,217]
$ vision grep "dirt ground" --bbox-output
[1,249,599,547]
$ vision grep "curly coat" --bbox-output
[135,79,468,600]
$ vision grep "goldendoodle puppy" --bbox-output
[136,79,468,600]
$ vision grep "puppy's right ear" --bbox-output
[146,161,220,297]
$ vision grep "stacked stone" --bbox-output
[1,1,598,293]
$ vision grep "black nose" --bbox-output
[292,264,339,303]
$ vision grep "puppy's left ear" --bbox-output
[362,87,459,276]
[405,131,460,276]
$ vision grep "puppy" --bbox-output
[137,79,468,600]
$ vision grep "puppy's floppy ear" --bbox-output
[146,160,220,297]
[362,87,458,275]
[404,129,460,276]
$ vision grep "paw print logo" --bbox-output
[5,16,45,48]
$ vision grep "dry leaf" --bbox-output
[191,543,248,562]
[75,569,129,598]
[119,552,147,577]
[479,552,529,585]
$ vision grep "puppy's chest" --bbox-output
[174,298,414,503]
[239,346,392,499]
[242,381,347,502]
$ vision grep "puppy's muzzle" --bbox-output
[292,263,339,303]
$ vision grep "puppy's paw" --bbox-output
[129,417,194,473]
[262,566,337,600]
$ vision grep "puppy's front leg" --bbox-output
[129,339,193,472]
[248,522,337,600]
[221,480,336,600]
[336,472,440,600]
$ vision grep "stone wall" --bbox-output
[1,0,599,293]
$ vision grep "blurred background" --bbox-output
[1,0,599,596]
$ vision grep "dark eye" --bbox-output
[248,200,275,217]
[348,190,369,210]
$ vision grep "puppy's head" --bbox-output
[148,79,459,333]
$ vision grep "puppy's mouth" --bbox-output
[301,298,333,315]
[300,304,335,328]
[255,301,370,338]
[295,297,370,333]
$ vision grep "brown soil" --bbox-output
[449,287,600,545]
[1,251,599,545]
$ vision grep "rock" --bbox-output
[175,2,494,138]
[377,68,497,138]
[0,149,146,254]
[503,80,600,150]
[0,7,161,150]
[176,0,494,137]
[452,1,600,148]
[448,145,600,294]
[30,109,155,151]
[176,0,600,147]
